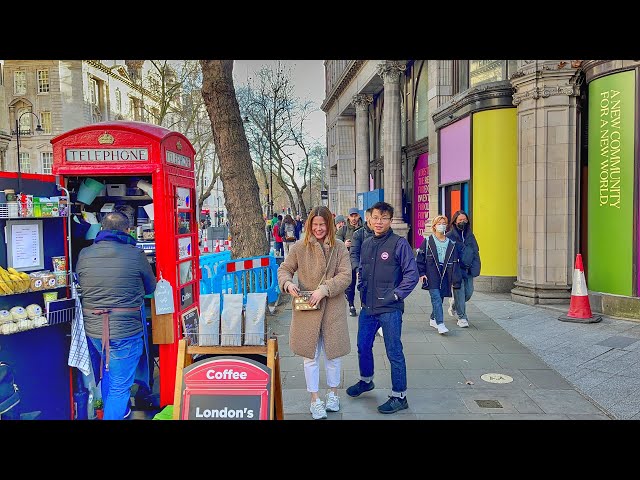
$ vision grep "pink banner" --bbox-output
[413,153,429,248]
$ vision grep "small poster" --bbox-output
[180,306,199,345]
[7,220,44,271]
[178,237,192,260]
[154,279,175,315]
[176,187,191,209]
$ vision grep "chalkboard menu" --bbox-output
[180,306,199,345]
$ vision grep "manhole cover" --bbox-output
[480,373,513,384]
[475,399,503,408]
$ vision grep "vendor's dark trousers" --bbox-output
[345,268,357,306]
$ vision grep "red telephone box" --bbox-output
[51,120,200,407]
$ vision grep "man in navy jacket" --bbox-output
[346,201,419,414]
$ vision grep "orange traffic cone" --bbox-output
[202,230,210,253]
[558,254,602,323]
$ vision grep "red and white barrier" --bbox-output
[226,256,270,273]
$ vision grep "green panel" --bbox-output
[587,70,636,296]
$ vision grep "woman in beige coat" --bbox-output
[278,206,352,419]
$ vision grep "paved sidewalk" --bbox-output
[268,287,640,420]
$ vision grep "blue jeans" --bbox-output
[429,289,444,325]
[345,268,357,305]
[356,309,406,395]
[452,276,474,320]
[89,334,143,420]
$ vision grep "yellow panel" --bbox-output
[472,109,517,276]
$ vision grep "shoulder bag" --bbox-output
[293,247,335,311]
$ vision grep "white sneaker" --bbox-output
[447,299,458,318]
[457,318,469,328]
[325,391,340,412]
[310,398,327,419]
[377,327,384,337]
[436,323,449,334]
[429,319,437,329]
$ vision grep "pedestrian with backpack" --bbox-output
[282,214,298,258]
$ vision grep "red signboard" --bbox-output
[179,356,272,420]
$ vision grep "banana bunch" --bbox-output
[0,267,30,295]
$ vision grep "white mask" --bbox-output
[435,224,447,234]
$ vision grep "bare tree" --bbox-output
[200,60,268,258]
[238,63,323,217]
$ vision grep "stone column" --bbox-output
[352,94,373,198]
[377,60,408,239]
[510,60,582,305]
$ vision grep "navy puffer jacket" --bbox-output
[446,223,481,279]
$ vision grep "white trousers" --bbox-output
[303,333,341,393]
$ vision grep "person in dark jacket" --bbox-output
[416,214,462,335]
[445,210,480,327]
[336,207,363,316]
[346,201,419,414]
[76,211,157,420]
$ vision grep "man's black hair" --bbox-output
[101,211,130,232]
[371,201,394,218]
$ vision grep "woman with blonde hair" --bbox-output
[415,214,462,334]
[277,206,352,419]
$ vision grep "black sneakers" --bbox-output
[346,380,375,397]
[377,396,409,414]
[349,305,357,317]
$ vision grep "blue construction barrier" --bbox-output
[199,250,232,294]
[200,253,280,308]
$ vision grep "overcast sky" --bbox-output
[233,60,326,143]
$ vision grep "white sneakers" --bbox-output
[429,318,437,329]
[457,318,469,328]
[447,298,458,318]
[436,323,449,334]
[310,398,327,419]
[377,327,384,337]
[325,391,340,412]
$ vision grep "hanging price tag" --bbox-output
[154,278,175,314]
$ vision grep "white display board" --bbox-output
[5,220,45,271]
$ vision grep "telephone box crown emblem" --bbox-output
[98,132,115,144]
[176,140,183,150]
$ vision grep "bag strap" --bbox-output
[316,246,335,289]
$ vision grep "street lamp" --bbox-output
[15,111,44,191]
[267,108,273,219]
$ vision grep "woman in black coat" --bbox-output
[416,215,462,334]
[445,210,481,328]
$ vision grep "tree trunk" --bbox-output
[200,60,269,259]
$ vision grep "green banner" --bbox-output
[587,70,636,296]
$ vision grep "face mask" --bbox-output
[456,222,467,230]
[436,224,447,234]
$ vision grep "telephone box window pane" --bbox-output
[179,260,193,285]
[178,211,191,234]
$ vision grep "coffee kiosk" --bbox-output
[51,120,200,407]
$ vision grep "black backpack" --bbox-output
[0,362,40,420]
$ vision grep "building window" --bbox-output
[413,64,428,141]
[14,71,27,95]
[41,152,53,174]
[18,108,32,134]
[89,77,99,106]
[37,69,50,93]
[19,152,31,174]
[40,111,52,134]
[115,89,122,113]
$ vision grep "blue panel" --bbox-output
[463,183,469,213]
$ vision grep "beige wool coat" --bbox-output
[277,236,352,360]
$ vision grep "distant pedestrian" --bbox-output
[346,201,419,414]
[445,210,481,328]
[294,214,304,239]
[334,214,346,232]
[416,215,462,335]
[281,214,297,259]
[336,207,363,316]
[272,214,284,256]
[277,206,352,419]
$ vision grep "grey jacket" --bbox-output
[77,230,157,339]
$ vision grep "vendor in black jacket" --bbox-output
[77,211,157,420]
[445,210,480,328]
[416,214,462,334]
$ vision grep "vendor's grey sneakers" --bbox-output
[310,398,327,419]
